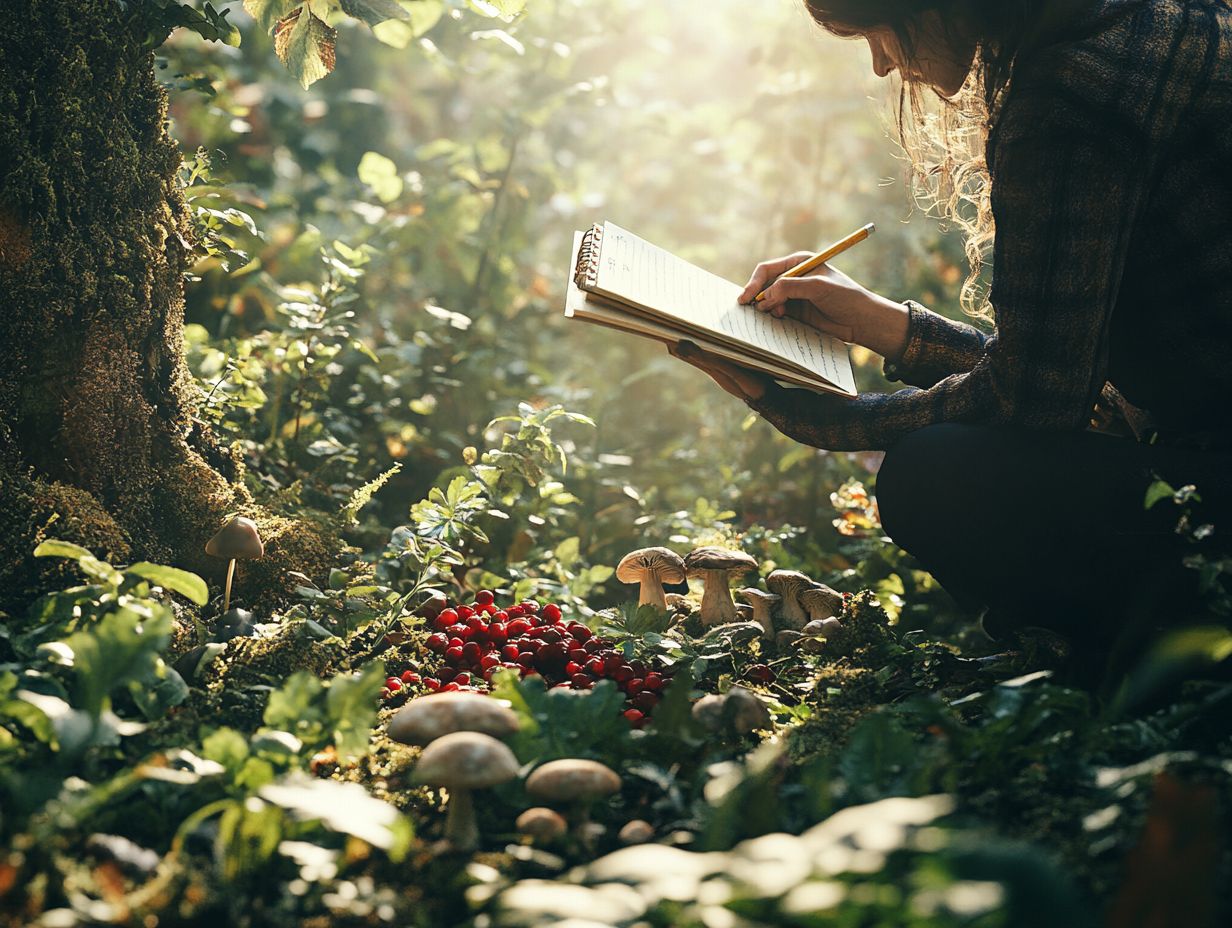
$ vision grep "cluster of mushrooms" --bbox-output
[615,545,845,651]
[389,691,645,852]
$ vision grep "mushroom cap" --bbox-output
[388,691,520,746]
[765,569,812,597]
[725,686,772,734]
[414,731,519,789]
[803,618,842,639]
[684,546,757,576]
[615,547,686,585]
[738,588,781,608]
[618,819,655,845]
[205,516,264,560]
[526,758,621,802]
[214,608,258,642]
[516,807,568,842]
[799,584,844,617]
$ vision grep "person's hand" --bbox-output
[737,253,910,362]
[667,342,770,402]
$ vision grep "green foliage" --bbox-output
[262,664,385,759]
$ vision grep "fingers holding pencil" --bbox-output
[739,222,876,305]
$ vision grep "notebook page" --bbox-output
[594,222,854,394]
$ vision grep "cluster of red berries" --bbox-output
[380,590,668,727]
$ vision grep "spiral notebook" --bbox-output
[564,222,856,396]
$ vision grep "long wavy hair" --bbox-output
[804,0,1093,320]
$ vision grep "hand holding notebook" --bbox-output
[563,221,869,397]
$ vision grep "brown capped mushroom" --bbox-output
[415,731,519,851]
[689,687,771,737]
[516,807,568,844]
[685,547,757,627]
[799,584,844,622]
[765,570,813,630]
[618,819,655,845]
[801,617,842,653]
[526,758,621,842]
[388,691,520,746]
[205,515,264,613]
[615,547,686,612]
[738,588,781,641]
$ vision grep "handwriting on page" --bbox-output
[597,222,852,390]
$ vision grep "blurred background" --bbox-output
[168,0,975,633]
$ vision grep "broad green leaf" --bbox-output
[357,151,403,204]
[260,775,413,857]
[1143,478,1175,510]
[244,0,297,32]
[203,727,251,774]
[373,0,443,45]
[274,5,337,89]
[340,0,409,27]
[127,562,209,605]
[33,540,93,561]
[325,663,384,760]
[60,603,175,719]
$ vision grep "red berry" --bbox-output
[611,666,635,684]
[519,600,540,614]
[423,678,441,690]
[489,623,508,644]
[540,628,563,644]
[456,605,475,620]
[623,708,645,724]
[480,653,501,671]
[603,652,624,673]
[584,639,604,654]
[745,664,776,684]
[446,623,467,639]
[535,643,569,674]
[505,606,525,618]
[501,644,521,661]
[441,682,461,692]
[401,671,420,684]
[568,623,592,642]
[437,608,459,627]
[571,673,593,689]
[568,647,588,663]
[630,661,647,677]
[585,658,605,677]
[516,654,536,670]
[644,672,664,690]
[465,615,486,632]
[380,687,391,700]
[491,610,507,622]
[426,633,449,652]
[626,678,644,695]
[481,603,499,616]
[462,641,482,664]
[565,661,582,676]
[438,667,456,683]
[454,671,471,686]
[543,603,562,622]
[445,646,464,664]
[633,692,660,712]
[507,619,532,638]
[434,613,454,630]
[475,590,495,606]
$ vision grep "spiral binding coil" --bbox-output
[573,223,603,290]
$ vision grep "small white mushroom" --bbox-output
[800,617,842,653]
[738,588,781,641]
[799,585,844,622]
[516,807,568,844]
[685,547,758,627]
[765,570,813,630]
[415,731,519,850]
[618,819,655,845]
[388,691,520,746]
[615,547,687,613]
[526,759,621,841]
[690,687,771,737]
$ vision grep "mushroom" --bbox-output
[615,547,686,612]
[738,588,781,641]
[517,807,568,844]
[388,691,520,746]
[799,584,844,622]
[618,820,654,845]
[765,570,813,630]
[685,547,758,627]
[526,759,621,842]
[690,687,771,737]
[691,693,727,732]
[213,607,258,642]
[664,592,692,613]
[205,516,264,613]
[800,617,842,653]
[414,731,519,851]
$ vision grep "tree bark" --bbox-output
[0,0,335,613]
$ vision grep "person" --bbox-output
[670,0,1232,664]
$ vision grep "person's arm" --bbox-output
[881,300,990,389]
[739,85,1155,452]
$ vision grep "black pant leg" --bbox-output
[875,424,1232,647]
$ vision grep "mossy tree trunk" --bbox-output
[0,0,333,614]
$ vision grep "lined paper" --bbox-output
[593,222,854,394]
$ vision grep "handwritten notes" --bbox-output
[594,222,854,393]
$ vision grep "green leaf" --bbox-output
[1143,478,1175,510]
[33,540,93,561]
[325,663,384,760]
[340,0,410,27]
[373,0,443,44]
[357,151,404,204]
[244,0,297,32]
[60,602,175,720]
[260,774,413,857]
[274,5,338,89]
[127,562,209,606]
[203,727,251,774]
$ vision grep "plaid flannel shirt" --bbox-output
[747,0,1232,452]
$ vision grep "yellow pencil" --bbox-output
[752,222,876,302]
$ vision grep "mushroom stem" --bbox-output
[697,571,737,626]
[443,787,478,851]
[222,558,236,613]
[638,577,667,612]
